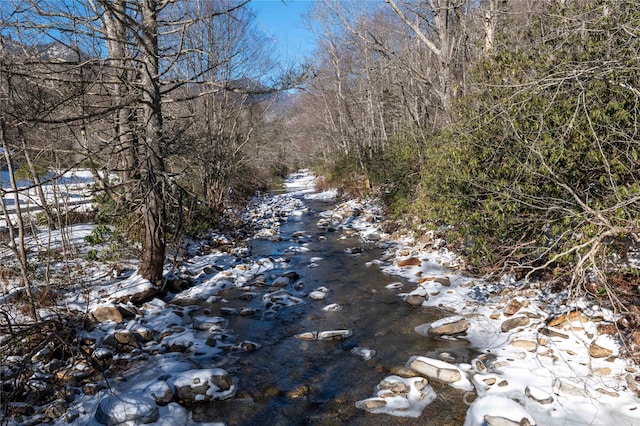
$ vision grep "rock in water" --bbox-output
[351,347,376,360]
[171,368,236,403]
[408,356,473,390]
[404,294,427,306]
[95,393,159,425]
[317,329,352,340]
[294,331,318,340]
[427,315,470,335]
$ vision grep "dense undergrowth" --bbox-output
[320,1,640,324]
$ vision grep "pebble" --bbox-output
[351,347,376,360]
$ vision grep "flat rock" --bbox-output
[295,331,318,340]
[501,316,530,332]
[389,366,420,378]
[359,398,386,409]
[91,305,123,323]
[594,367,612,376]
[546,309,587,328]
[386,282,404,289]
[432,276,451,286]
[589,341,613,358]
[408,356,472,390]
[309,290,328,300]
[509,339,537,352]
[503,299,525,316]
[525,386,554,405]
[484,415,532,426]
[553,378,589,397]
[397,257,421,267]
[317,329,352,340]
[428,316,470,336]
[464,395,534,426]
[538,327,568,339]
[421,276,451,286]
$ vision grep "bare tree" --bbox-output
[383,0,470,124]
[3,0,302,287]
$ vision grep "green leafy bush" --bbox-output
[366,133,424,218]
[415,1,640,281]
[84,224,113,246]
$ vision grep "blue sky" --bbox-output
[251,0,317,66]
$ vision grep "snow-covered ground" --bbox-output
[2,169,640,425]
[358,239,640,425]
[0,169,96,225]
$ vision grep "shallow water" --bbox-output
[190,197,477,425]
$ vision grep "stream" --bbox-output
[188,193,476,425]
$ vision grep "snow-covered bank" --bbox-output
[0,169,98,228]
[356,235,640,424]
[314,177,640,424]
[2,169,640,425]
[266,171,640,425]
[1,170,346,425]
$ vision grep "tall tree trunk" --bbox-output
[0,120,38,320]
[138,0,166,285]
[97,0,139,199]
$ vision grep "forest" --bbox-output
[1,0,639,423]
[2,0,637,312]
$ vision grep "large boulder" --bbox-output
[95,393,159,425]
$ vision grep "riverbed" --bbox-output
[42,170,640,426]
[187,195,476,425]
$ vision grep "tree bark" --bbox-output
[137,0,166,285]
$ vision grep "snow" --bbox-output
[282,169,317,195]
[109,274,155,301]
[0,169,106,228]
[3,168,640,425]
[464,395,535,426]
[355,375,437,418]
